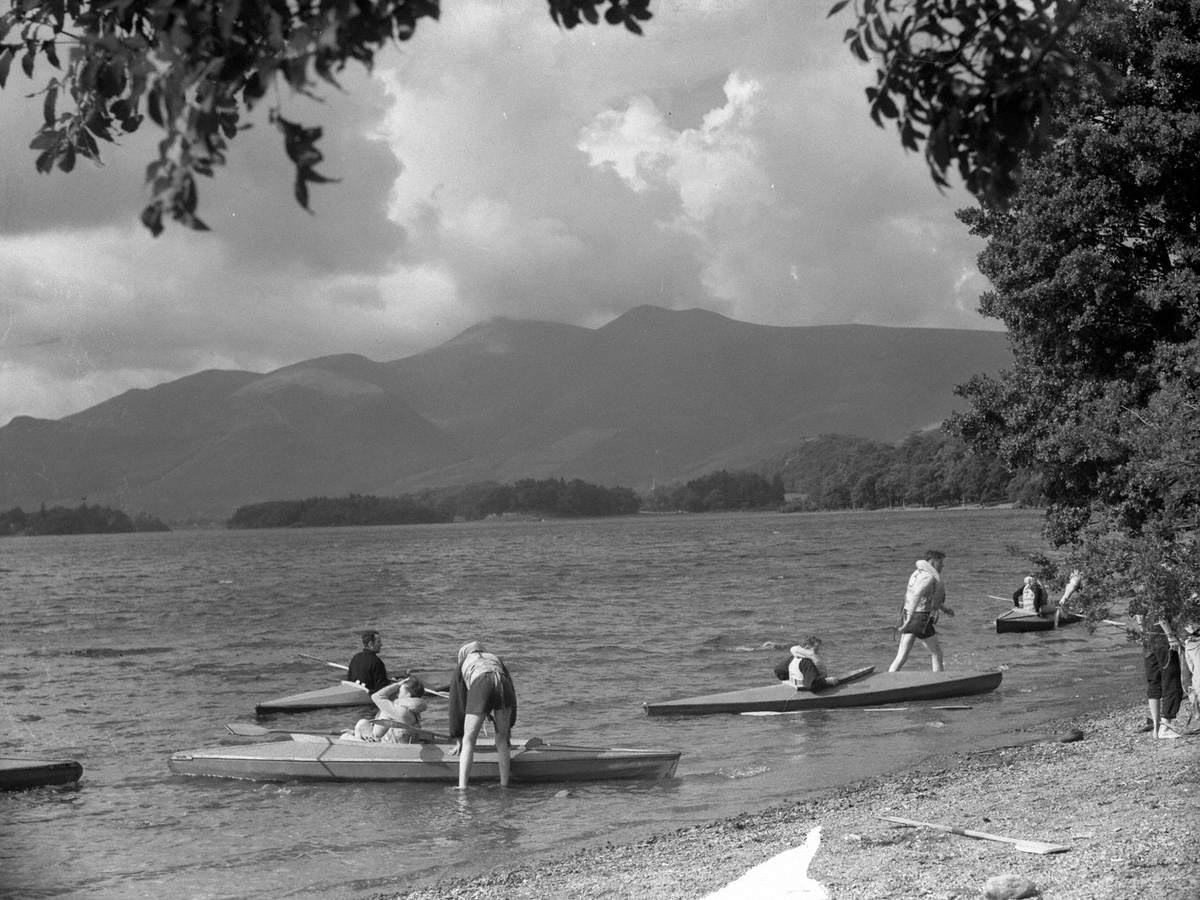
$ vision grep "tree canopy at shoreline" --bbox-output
[0,503,170,536]
[949,0,1200,625]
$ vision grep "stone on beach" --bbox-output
[983,873,1040,898]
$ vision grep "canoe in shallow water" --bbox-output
[995,608,1082,633]
[168,737,681,783]
[254,680,371,714]
[643,668,1002,716]
[0,757,83,790]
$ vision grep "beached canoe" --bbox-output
[0,757,83,790]
[995,608,1082,634]
[168,737,681,783]
[255,680,371,714]
[643,668,1002,716]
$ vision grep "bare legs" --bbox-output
[456,708,514,789]
[888,634,944,672]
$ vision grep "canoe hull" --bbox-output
[0,757,83,791]
[644,669,1002,716]
[255,681,370,714]
[995,609,1082,633]
[168,739,681,783]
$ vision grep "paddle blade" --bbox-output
[225,722,273,737]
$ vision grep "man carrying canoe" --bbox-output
[889,550,955,672]
[347,630,390,693]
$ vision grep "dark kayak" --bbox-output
[995,608,1082,633]
[643,667,1002,716]
[0,757,83,791]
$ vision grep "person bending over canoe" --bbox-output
[351,675,430,743]
[347,630,390,693]
[447,641,517,789]
[889,550,955,673]
[772,636,840,690]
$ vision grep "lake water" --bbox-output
[0,509,1143,899]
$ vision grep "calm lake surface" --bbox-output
[0,509,1142,899]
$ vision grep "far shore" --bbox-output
[372,700,1197,900]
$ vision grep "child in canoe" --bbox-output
[772,636,841,690]
[348,674,432,743]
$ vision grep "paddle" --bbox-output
[226,720,453,743]
[880,815,1070,855]
[297,653,449,698]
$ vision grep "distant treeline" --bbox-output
[0,503,170,536]
[226,433,1036,528]
[759,432,1040,511]
[227,478,642,528]
[643,470,785,512]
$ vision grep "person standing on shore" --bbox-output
[447,640,517,789]
[347,630,390,693]
[888,550,955,672]
[1141,615,1185,739]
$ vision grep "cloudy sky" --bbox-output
[0,0,998,427]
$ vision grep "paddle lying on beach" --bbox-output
[297,653,449,697]
[880,815,1071,854]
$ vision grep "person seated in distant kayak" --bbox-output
[772,636,840,691]
[1012,576,1048,615]
[347,630,390,693]
[351,675,431,743]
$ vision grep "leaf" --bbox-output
[43,84,56,126]
[0,46,12,88]
[828,0,851,16]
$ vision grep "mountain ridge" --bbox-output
[0,307,1012,522]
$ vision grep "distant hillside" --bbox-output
[0,306,1012,522]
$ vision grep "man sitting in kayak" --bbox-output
[772,636,840,690]
[347,630,390,692]
[1012,575,1048,615]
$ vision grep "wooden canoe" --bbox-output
[995,608,1082,633]
[0,757,83,791]
[168,737,681,783]
[255,680,371,714]
[643,668,1002,717]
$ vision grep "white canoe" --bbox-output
[168,737,681,783]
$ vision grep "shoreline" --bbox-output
[372,700,1197,899]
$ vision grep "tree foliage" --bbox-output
[0,0,649,235]
[757,431,1023,512]
[948,0,1200,624]
[643,469,784,513]
[833,0,1106,207]
[227,477,640,527]
[0,502,169,535]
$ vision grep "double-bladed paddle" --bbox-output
[297,653,449,697]
[880,815,1071,854]
[225,720,453,743]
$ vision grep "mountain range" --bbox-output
[0,306,1012,523]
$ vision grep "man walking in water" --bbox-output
[889,550,955,672]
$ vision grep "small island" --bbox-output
[0,503,170,536]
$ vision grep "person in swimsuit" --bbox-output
[447,641,517,789]
[888,550,955,672]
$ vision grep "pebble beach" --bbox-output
[374,701,1198,899]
